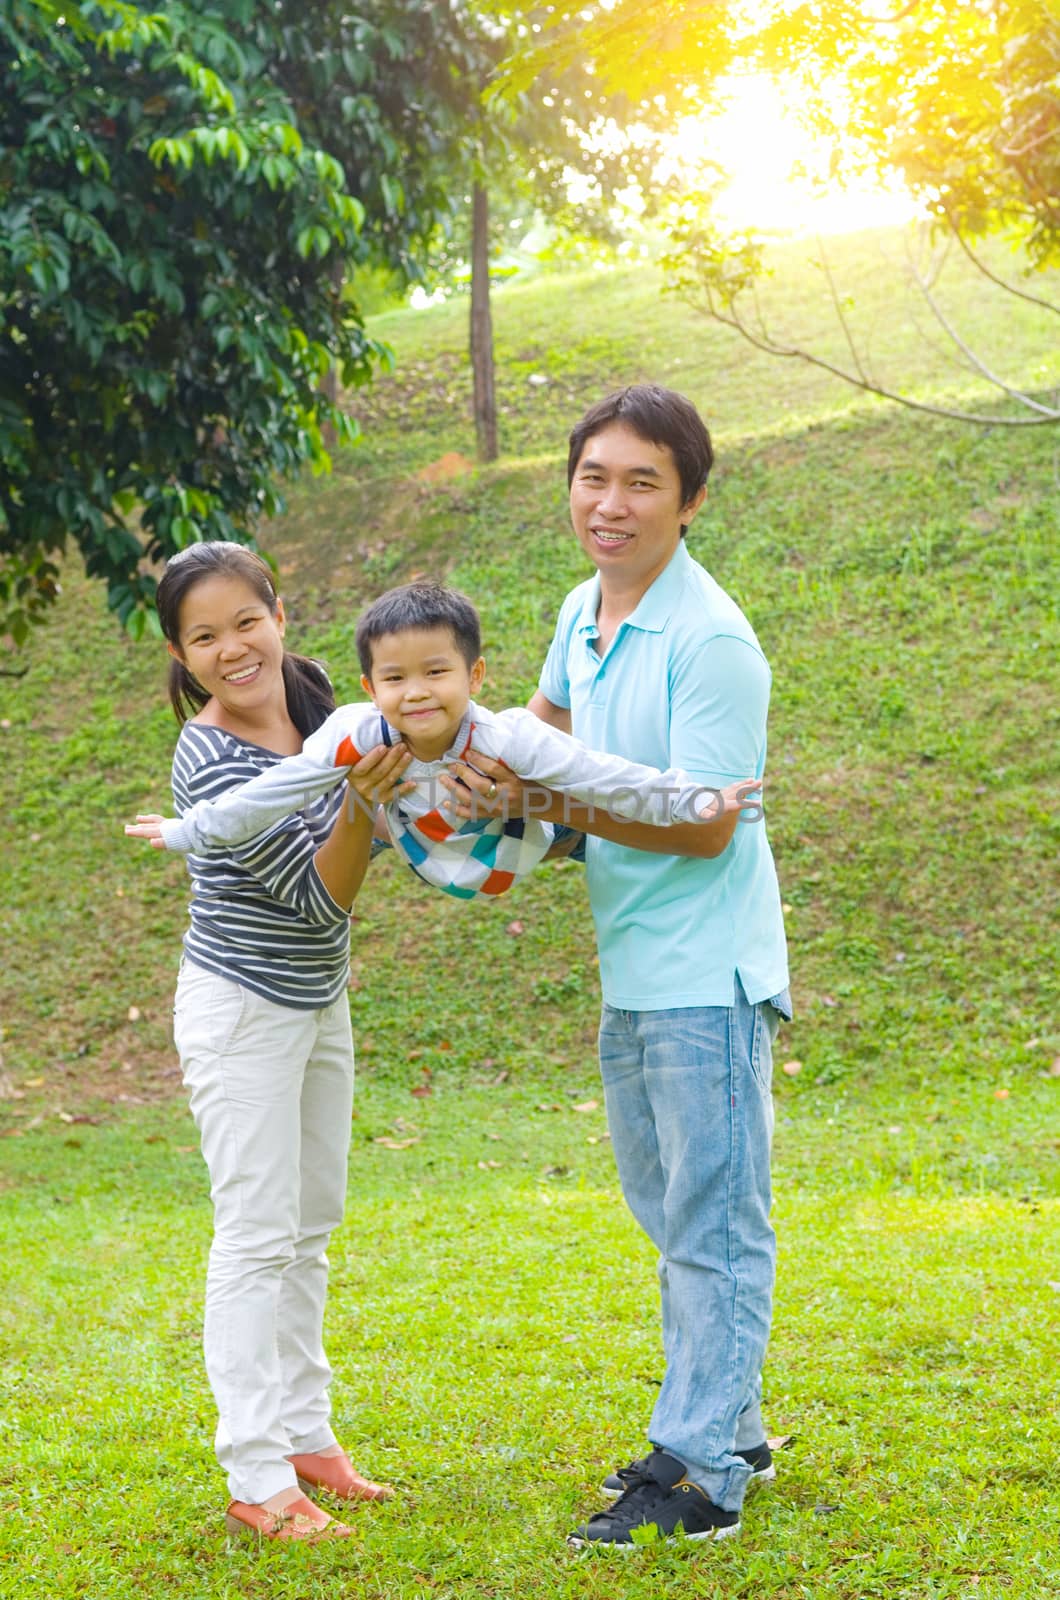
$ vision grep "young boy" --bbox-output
[127,582,759,898]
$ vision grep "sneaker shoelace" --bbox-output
[594,1472,675,1529]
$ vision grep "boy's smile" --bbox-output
[361,626,485,761]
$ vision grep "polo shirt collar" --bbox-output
[574,541,691,638]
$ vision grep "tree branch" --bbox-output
[906,253,1060,417]
[943,211,1060,316]
[816,235,870,384]
[690,287,1060,427]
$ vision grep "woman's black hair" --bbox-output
[155,542,335,737]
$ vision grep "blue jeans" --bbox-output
[598,980,782,1512]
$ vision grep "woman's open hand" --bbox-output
[344,742,415,818]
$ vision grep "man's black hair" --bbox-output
[567,384,714,533]
[356,583,482,678]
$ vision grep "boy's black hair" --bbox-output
[356,583,482,678]
[567,384,714,534]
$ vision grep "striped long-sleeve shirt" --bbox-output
[162,701,718,902]
[172,723,352,1010]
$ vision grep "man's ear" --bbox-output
[360,673,376,701]
[469,656,486,696]
[681,485,708,528]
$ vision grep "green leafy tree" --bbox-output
[0,0,388,642]
[503,0,1060,426]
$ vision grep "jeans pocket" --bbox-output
[749,1003,778,1094]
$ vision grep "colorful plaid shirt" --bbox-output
[161,700,713,901]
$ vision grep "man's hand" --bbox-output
[124,814,168,849]
[439,752,544,821]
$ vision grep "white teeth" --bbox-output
[224,665,259,682]
[594,531,630,543]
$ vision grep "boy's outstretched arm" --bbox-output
[125,814,168,849]
[441,759,761,859]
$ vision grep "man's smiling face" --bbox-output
[568,422,706,595]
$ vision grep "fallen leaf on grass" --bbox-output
[410,1085,433,1098]
[56,1111,74,1124]
[766,1434,796,1451]
[23,1076,44,1088]
[821,995,838,1008]
[1049,1057,1060,1078]
[374,1136,420,1150]
[506,920,524,936]
[536,1102,562,1112]
[571,1099,599,1113]
[993,1088,1010,1100]
[781,1060,803,1076]
[127,1005,142,1022]
[476,1160,502,1171]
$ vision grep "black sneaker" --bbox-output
[601,1438,774,1497]
[569,1450,740,1549]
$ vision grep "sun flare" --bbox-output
[663,72,917,236]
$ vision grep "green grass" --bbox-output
[1,1088,1057,1598]
[1,227,1059,1596]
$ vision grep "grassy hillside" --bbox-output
[1,229,1057,1597]
[3,228,1056,1115]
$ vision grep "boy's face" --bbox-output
[361,626,485,760]
[569,421,706,595]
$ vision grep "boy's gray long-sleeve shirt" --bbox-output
[161,700,720,899]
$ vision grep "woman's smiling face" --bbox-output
[171,573,288,717]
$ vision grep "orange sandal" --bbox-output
[224,1492,353,1541]
[288,1449,394,1503]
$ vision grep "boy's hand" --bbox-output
[697,778,763,822]
[124,814,169,849]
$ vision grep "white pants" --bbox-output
[173,961,355,1504]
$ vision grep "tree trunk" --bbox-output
[320,256,345,442]
[470,182,498,462]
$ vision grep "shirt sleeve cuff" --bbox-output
[161,817,194,854]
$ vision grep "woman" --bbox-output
[142,542,410,1541]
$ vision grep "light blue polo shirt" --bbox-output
[539,541,789,1011]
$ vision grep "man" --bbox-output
[450,384,790,1548]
